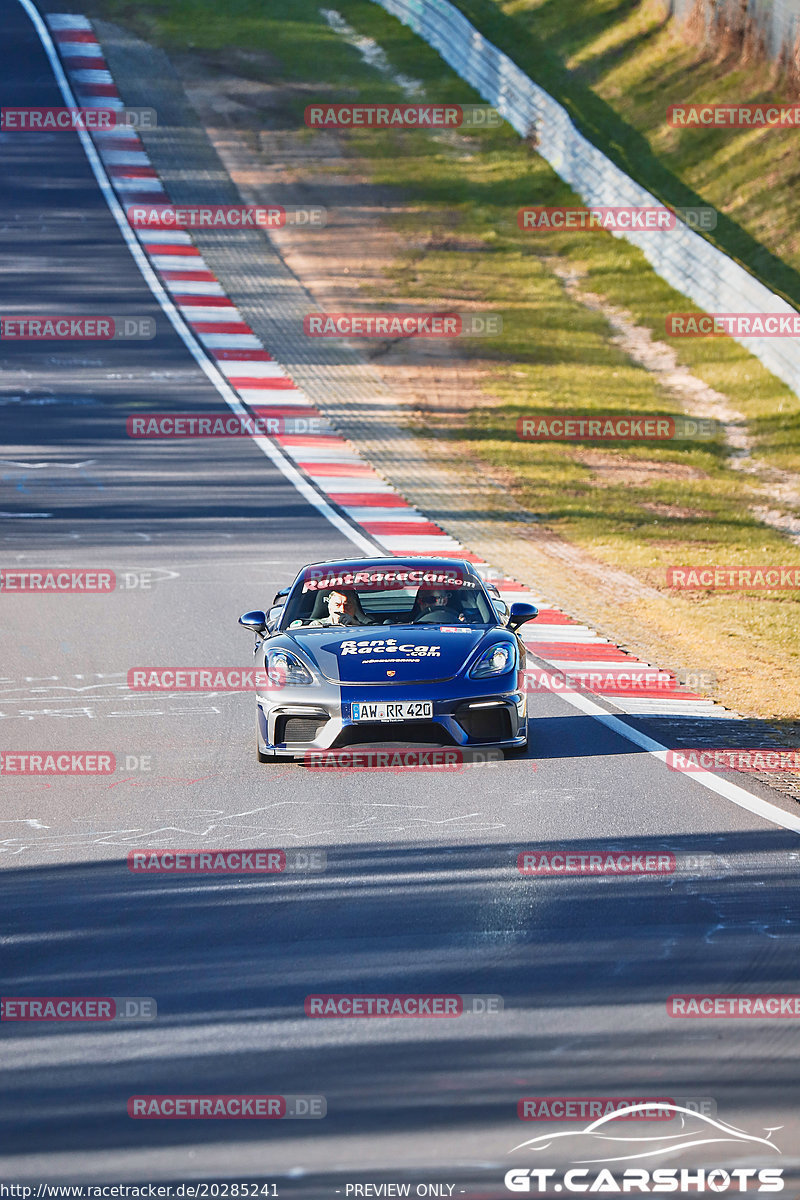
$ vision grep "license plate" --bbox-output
[351,700,432,722]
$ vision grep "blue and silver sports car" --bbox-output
[238,556,538,762]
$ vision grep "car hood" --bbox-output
[284,625,491,684]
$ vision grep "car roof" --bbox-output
[293,556,480,575]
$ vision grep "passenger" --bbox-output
[414,586,464,623]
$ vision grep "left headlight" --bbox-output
[265,647,314,686]
[469,642,516,679]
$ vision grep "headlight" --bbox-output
[265,648,313,686]
[470,642,516,679]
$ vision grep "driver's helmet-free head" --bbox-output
[418,587,456,610]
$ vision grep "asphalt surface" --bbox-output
[0,0,798,1193]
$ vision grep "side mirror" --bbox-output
[492,597,510,624]
[272,587,290,605]
[238,609,267,633]
[508,602,538,630]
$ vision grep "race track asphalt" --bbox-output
[0,1,798,1192]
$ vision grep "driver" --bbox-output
[308,589,371,627]
[414,586,464,623]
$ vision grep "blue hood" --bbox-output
[288,625,490,684]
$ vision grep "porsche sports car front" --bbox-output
[238,558,538,762]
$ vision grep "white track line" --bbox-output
[558,689,800,833]
[25,1,800,835]
[21,0,379,558]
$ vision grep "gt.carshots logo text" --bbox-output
[505,1105,784,1192]
[504,1169,784,1192]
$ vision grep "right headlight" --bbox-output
[469,642,516,679]
[265,647,314,686]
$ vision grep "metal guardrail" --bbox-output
[373,0,800,399]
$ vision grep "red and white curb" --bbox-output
[48,12,728,723]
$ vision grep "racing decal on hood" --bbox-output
[287,625,488,684]
[339,638,440,664]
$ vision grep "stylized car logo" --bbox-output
[510,1103,783,1163]
[386,670,395,677]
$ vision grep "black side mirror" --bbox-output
[508,602,538,630]
[238,609,267,633]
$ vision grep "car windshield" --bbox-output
[280,565,497,630]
